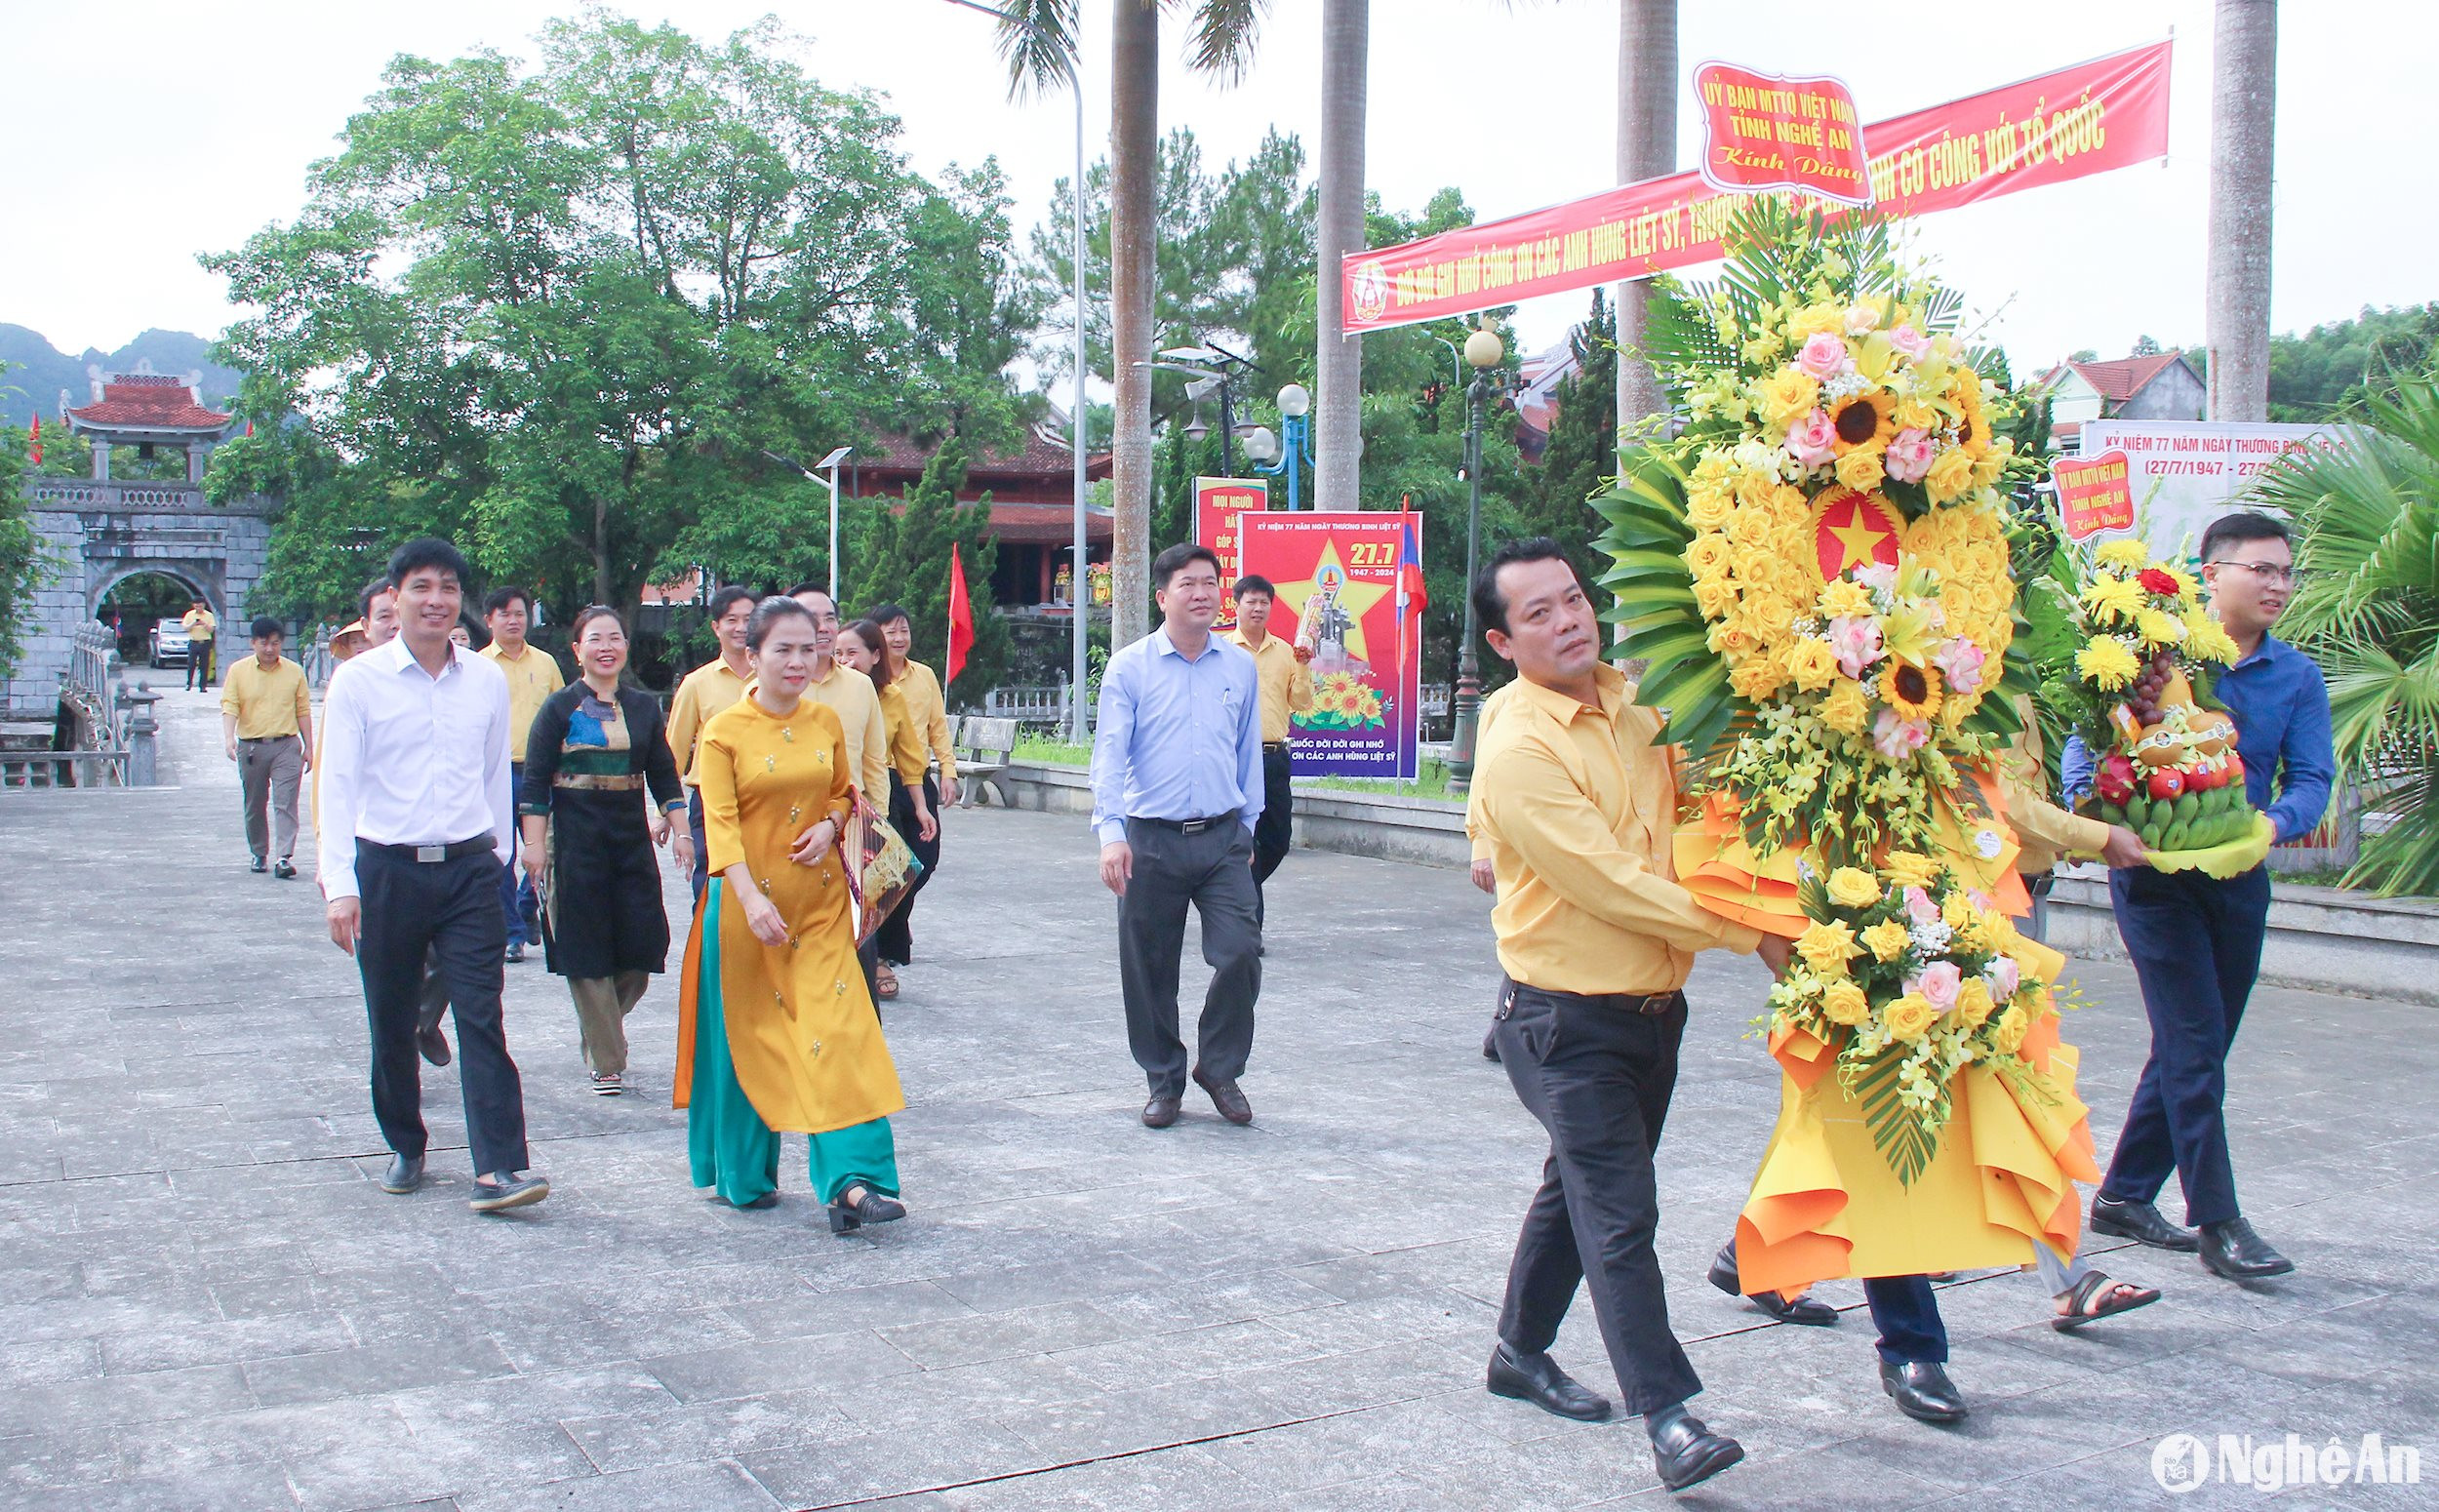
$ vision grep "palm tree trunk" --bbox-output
[1613,0,1677,461]
[1315,0,1368,513]
[1110,0,1159,647]
[2207,0,2277,422]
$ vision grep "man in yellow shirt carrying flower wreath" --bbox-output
[1594,200,2116,1425]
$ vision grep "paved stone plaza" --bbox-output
[1,689,2433,1510]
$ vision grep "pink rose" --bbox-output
[1909,960,1963,1013]
[1827,616,1884,679]
[1797,332,1852,380]
[1889,324,1933,361]
[1902,886,1940,926]
[1785,408,1838,469]
[1853,562,1899,595]
[1873,709,1930,761]
[1983,956,2020,1002]
[1883,428,1935,483]
[1933,637,1985,695]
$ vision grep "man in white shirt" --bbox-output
[319,537,546,1213]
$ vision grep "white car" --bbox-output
[149,619,192,668]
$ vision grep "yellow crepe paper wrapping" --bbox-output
[2146,811,2275,879]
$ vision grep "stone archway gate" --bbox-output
[5,477,274,718]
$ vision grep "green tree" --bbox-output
[205,15,1027,632]
[848,438,1012,704]
[1515,288,1618,593]
[0,417,48,678]
[2268,304,2439,421]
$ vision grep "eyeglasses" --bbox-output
[2207,560,2299,588]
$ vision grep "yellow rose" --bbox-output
[1972,450,2008,487]
[1783,636,1838,693]
[1880,851,1940,888]
[1795,919,1859,975]
[1730,656,1788,702]
[1684,532,1732,579]
[1893,398,1939,432]
[1759,369,1820,430]
[1953,977,1995,1029]
[1786,300,1845,341]
[1884,994,1938,1042]
[1980,912,2022,957]
[1819,580,1876,619]
[1825,866,1881,909]
[1769,483,1814,528]
[1924,447,1975,502]
[1991,1005,2029,1054]
[1860,918,1911,963]
[1821,980,1871,1026]
[1695,577,1739,619]
[1835,447,1886,492]
[1735,469,1778,509]
[1687,487,1735,531]
[1705,620,1751,657]
[1941,891,1973,930]
[1821,677,1870,736]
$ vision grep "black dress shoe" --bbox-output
[1647,1405,1743,1492]
[1486,1340,1611,1422]
[1707,1240,1839,1325]
[1191,1066,1253,1125]
[2091,1193,2200,1252]
[504,939,526,964]
[380,1153,424,1194]
[416,1022,451,1068]
[1880,1360,1969,1423]
[1142,1093,1182,1129]
[2199,1217,2294,1279]
[273,858,298,879]
[827,1184,905,1234]
[249,856,267,874]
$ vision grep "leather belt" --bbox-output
[1263,741,1290,752]
[555,773,646,792]
[1132,812,1239,835]
[1612,990,1684,1016]
[361,834,496,864]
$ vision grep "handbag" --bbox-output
[838,791,924,948]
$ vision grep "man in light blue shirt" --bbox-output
[1093,542,1266,1130]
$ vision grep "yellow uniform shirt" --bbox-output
[480,642,566,762]
[1474,663,1762,995]
[893,658,958,783]
[805,663,891,804]
[668,657,752,786]
[2001,696,2111,875]
[1224,629,1316,744]
[877,681,929,786]
[180,609,217,656]
[1464,680,1522,862]
[220,655,309,740]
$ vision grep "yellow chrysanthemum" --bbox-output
[2161,565,2199,601]
[1758,368,1820,430]
[2075,634,2141,691]
[1795,919,1859,975]
[1924,446,1976,503]
[1827,389,1897,455]
[2136,608,2187,648]
[1821,677,1871,736]
[1860,918,1912,963]
[1880,851,1940,888]
[1825,866,1882,909]
[1885,993,1938,1042]
[2097,538,2153,570]
[2080,574,2144,624]
[1821,980,1871,1026]
[1878,658,1943,721]
[2185,615,2240,665]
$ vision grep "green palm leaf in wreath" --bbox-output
[1845,1048,1950,1188]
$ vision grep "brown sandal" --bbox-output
[2053,1271,2159,1331]
[874,963,900,1000]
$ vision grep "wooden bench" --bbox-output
[953,715,1019,808]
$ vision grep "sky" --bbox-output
[4,0,2428,387]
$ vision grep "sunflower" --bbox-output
[1947,373,1990,458]
[1878,657,1943,721]
[1827,388,1897,455]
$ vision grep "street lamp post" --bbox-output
[817,446,854,603]
[1244,383,1312,510]
[1447,325,1505,797]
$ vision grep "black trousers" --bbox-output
[688,787,709,899]
[1252,744,1294,909]
[1118,816,1261,1096]
[2100,864,2270,1227]
[355,841,531,1176]
[1494,980,1700,1415]
[875,771,942,967]
[1715,1235,1948,1364]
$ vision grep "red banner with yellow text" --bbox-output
[1341,41,2171,333]
[1193,476,1269,631]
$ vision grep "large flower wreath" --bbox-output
[1596,200,2082,1190]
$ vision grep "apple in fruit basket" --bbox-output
[2146,768,2185,802]
[2184,764,2223,793]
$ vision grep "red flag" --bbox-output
[27,416,39,466]
[945,541,975,688]
[1396,519,1428,617]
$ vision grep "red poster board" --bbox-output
[2053,450,2137,541]
[1696,62,1869,205]
[1237,512,1423,779]
[1194,476,1269,630]
[1342,41,2172,332]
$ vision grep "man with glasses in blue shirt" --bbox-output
[2064,511,2333,1281]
